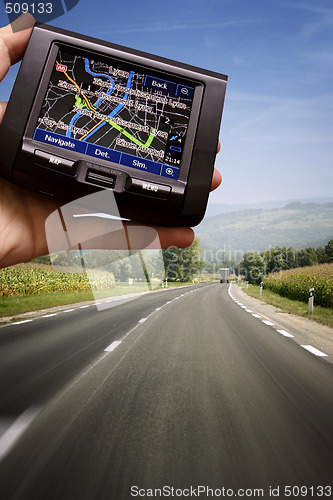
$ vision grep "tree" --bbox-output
[316,246,327,264]
[239,251,266,284]
[325,239,333,263]
[30,255,52,265]
[162,238,205,281]
[295,247,318,267]
[111,257,132,282]
[52,250,83,268]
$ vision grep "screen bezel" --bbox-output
[24,42,205,186]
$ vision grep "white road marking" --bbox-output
[1,286,198,331]
[138,318,147,323]
[12,319,33,325]
[0,407,39,461]
[262,320,275,326]
[301,345,328,357]
[245,309,253,313]
[104,341,122,352]
[277,329,294,338]
[228,283,330,361]
[155,307,162,311]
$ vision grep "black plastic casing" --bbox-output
[0,24,227,227]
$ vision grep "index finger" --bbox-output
[0,14,34,82]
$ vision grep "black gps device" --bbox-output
[0,23,227,226]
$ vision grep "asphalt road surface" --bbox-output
[0,284,332,499]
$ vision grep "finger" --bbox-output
[0,14,34,81]
[211,168,222,192]
[0,102,6,125]
[152,225,194,249]
[88,224,195,251]
[210,140,222,191]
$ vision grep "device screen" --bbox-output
[33,48,196,181]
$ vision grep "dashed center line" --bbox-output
[104,341,122,353]
[0,407,40,462]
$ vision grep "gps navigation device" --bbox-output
[0,23,227,226]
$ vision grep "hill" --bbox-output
[205,197,333,217]
[196,202,333,254]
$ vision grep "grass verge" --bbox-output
[241,284,333,328]
[0,291,95,318]
[0,281,194,319]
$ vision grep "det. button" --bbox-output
[125,178,171,199]
[34,150,77,175]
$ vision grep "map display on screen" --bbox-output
[34,49,196,180]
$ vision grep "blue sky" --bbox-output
[1,0,333,205]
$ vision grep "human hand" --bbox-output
[0,15,222,269]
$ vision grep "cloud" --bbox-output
[96,18,262,36]
[226,91,333,146]
[278,0,333,37]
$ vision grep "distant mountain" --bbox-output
[205,197,333,217]
[197,201,333,254]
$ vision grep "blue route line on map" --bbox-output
[81,69,134,143]
[66,58,116,138]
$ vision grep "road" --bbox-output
[0,284,332,499]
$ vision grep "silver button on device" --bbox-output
[34,150,77,175]
[125,177,171,199]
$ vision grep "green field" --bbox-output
[0,263,193,319]
[264,263,333,308]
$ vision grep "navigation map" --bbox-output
[34,49,195,179]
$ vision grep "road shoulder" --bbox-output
[230,283,333,361]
